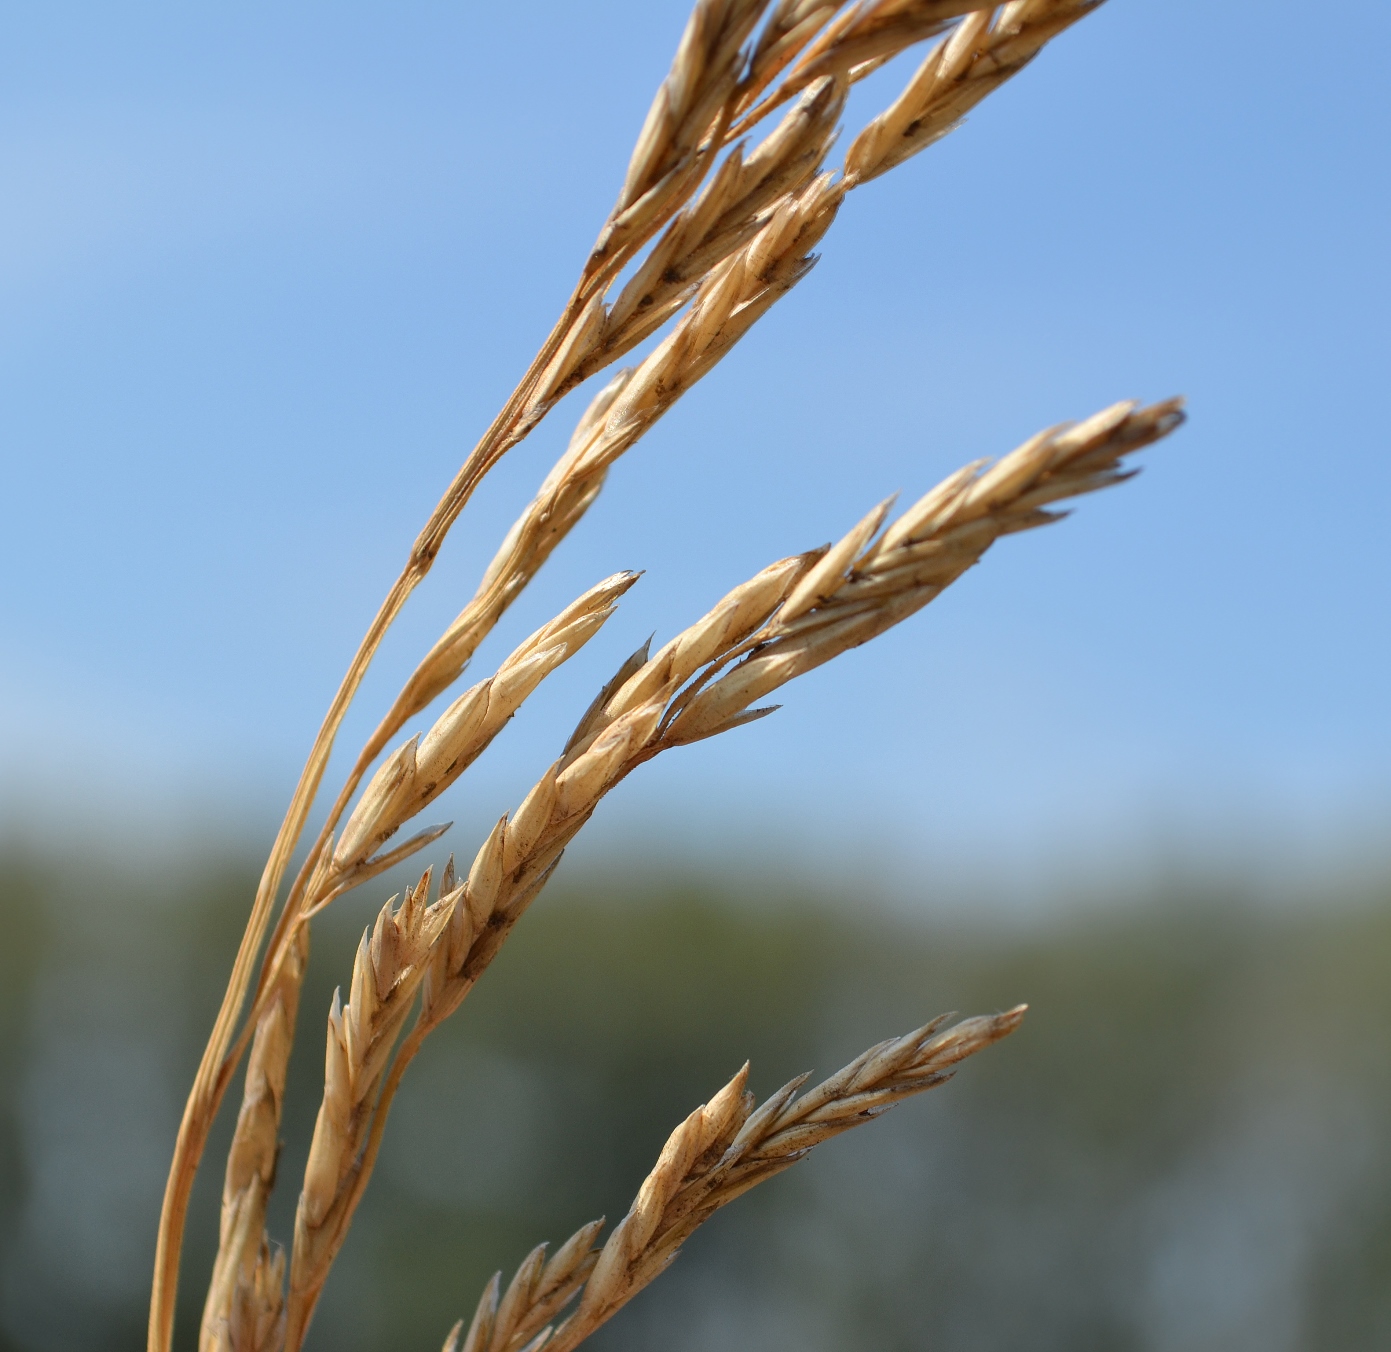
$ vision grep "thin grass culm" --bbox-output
[152,6,1184,1352]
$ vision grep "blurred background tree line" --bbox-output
[0,847,1387,1352]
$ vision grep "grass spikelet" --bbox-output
[199,926,306,1352]
[596,1,771,271]
[732,0,1000,131]
[283,870,458,1346]
[844,0,1106,183]
[581,74,847,380]
[220,1239,285,1352]
[457,1008,1025,1352]
[667,397,1184,741]
[451,1220,606,1352]
[324,574,632,882]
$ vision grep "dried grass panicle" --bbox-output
[283,869,460,1345]
[149,3,1140,1348]
[420,396,1181,1044]
[451,1009,1024,1352]
[212,388,1171,1352]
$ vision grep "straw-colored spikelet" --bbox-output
[282,870,459,1347]
[331,575,635,871]
[844,0,1104,183]
[738,1,850,108]
[441,1221,607,1352]
[394,176,842,723]
[731,0,1001,130]
[591,1,771,275]
[567,75,846,389]
[223,1240,286,1352]
[664,398,1184,742]
[448,1008,1024,1352]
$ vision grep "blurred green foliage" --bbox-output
[0,848,1388,1351]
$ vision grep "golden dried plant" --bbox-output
[152,5,1182,1351]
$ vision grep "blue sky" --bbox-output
[2,1,1388,894]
